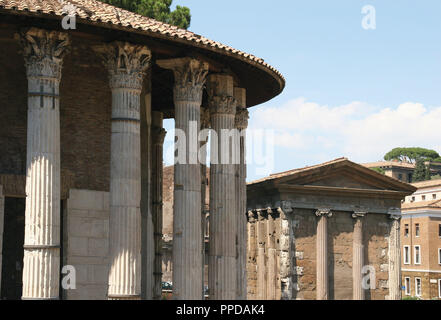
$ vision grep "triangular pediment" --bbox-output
[268,159,416,193]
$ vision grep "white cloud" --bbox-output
[250,98,441,163]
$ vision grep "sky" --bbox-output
[164,0,441,181]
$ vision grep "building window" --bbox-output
[404,224,409,237]
[414,245,421,265]
[404,246,411,264]
[439,248,441,265]
[404,277,411,295]
[415,278,422,297]
[398,173,403,181]
[411,196,416,202]
[422,195,426,201]
[408,173,413,182]
[415,224,420,237]
[433,194,437,200]
[439,224,441,238]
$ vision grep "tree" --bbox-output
[384,147,440,164]
[100,0,191,29]
[412,158,430,182]
[370,167,385,175]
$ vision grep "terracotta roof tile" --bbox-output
[0,0,284,85]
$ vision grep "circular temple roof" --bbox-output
[0,0,285,109]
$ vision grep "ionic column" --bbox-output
[157,58,209,300]
[257,210,267,300]
[152,112,166,300]
[0,185,4,294]
[266,209,277,300]
[97,42,151,299]
[200,106,210,299]
[207,74,238,300]
[247,211,258,299]
[388,211,402,300]
[234,88,249,300]
[352,211,366,300]
[315,208,332,300]
[18,28,69,299]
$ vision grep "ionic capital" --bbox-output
[157,57,209,104]
[315,208,332,218]
[235,107,249,129]
[352,211,367,219]
[17,28,70,80]
[388,208,401,221]
[95,41,151,91]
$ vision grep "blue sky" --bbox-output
[164,0,441,181]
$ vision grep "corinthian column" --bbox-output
[152,112,166,300]
[96,42,151,299]
[157,58,209,300]
[352,211,366,300]
[234,88,249,300]
[315,208,332,300]
[18,28,69,300]
[0,185,4,295]
[388,211,402,300]
[207,74,238,300]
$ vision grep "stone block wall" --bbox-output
[63,189,110,300]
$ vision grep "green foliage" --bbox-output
[402,296,421,300]
[384,147,440,164]
[100,0,191,29]
[370,167,385,175]
[413,158,430,182]
[431,174,441,180]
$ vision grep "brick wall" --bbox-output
[63,189,110,300]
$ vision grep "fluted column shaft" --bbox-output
[96,42,151,299]
[157,58,209,300]
[266,210,277,300]
[207,74,238,300]
[200,107,210,299]
[388,213,402,300]
[19,28,69,300]
[316,208,332,300]
[352,212,366,300]
[234,88,249,300]
[152,112,166,300]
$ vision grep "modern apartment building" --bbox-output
[401,179,441,299]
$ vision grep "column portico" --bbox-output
[157,57,209,300]
[234,88,249,300]
[388,212,402,300]
[315,208,332,300]
[18,28,69,300]
[207,74,238,300]
[352,211,366,300]
[97,42,151,299]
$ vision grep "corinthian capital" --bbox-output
[157,57,209,104]
[95,41,151,91]
[208,96,237,116]
[235,107,249,129]
[152,127,167,146]
[17,28,70,80]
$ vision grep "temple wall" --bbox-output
[63,189,110,300]
[0,185,4,293]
